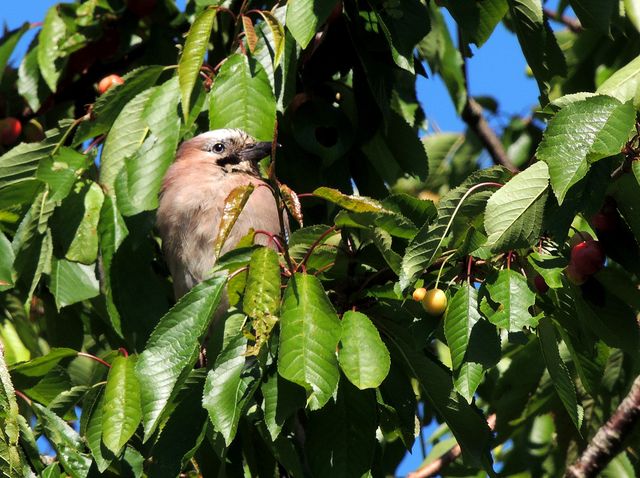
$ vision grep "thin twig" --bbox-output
[565,375,640,478]
[407,414,497,478]
[77,352,111,368]
[543,8,582,33]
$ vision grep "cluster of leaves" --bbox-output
[0,0,639,477]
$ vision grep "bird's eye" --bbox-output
[211,143,225,153]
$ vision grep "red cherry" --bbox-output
[97,74,124,95]
[570,240,605,276]
[126,0,157,17]
[0,117,22,145]
[565,262,587,285]
[534,275,549,294]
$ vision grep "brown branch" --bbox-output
[456,27,517,172]
[543,8,583,34]
[407,414,496,478]
[461,98,517,172]
[565,375,640,478]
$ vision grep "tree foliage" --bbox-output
[0,0,639,477]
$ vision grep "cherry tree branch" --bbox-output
[457,29,518,172]
[407,414,496,478]
[543,8,582,33]
[565,374,640,478]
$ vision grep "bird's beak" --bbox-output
[239,141,275,162]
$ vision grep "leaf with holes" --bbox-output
[214,183,255,259]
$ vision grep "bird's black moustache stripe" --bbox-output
[216,154,241,167]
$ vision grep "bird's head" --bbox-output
[175,128,273,175]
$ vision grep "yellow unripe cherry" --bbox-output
[412,287,427,302]
[422,288,448,316]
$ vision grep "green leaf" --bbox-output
[209,54,276,141]
[17,45,45,112]
[102,355,141,455]
[33,403,92,478]
[286,0,337,48]
[384,325,494,470]
[371,0,430,72]
[97,194,128,337]
[120,78,181,215]
[338,311,390,389]
[537,318,583,431]
[0,140,55,189]
[400,167,511,290]
[49,259,99,310]
[100,88,154,192]
[148,371,208,477]
[179,8,217,120]
[484,161,549,251]
[0,231,15,290]
[536,95,635,204]
[258,11,286,67]
[74,66,164,143]
[314,186,390,213]
[136,275,226,440]
[306,379,377,478]
[37,7,67,92]
[10,348,77,377]
[203,327,259,445]
[64,182,104,264]
[596,56,640,108]
[507,0,566,103]
[85,388,116,473]
[261,371,305,441]
[0,23,29,83]
[484,269,538,331]
[527,252,566,289]
[36,147,89,202]
[445,283,481,371]
[278,273,341,410]
[418,4,466,113]
[568,0,615,34]
[244,247,281,320]
[443,0,508,47]
[0,339,25,477]
[625,0,640,32]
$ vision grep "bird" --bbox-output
[157,128,285,299]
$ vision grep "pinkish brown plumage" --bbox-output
[157,129,284,299]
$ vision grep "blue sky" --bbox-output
[2,0,564,475]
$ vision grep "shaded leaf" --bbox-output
[136,275,226,440]
[338,311,390,389]
[37,7,67,92]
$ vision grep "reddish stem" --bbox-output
[466,256,473,283]
[313,261,336,275]
[297,225,337,272]
[296,193,316,199]
[14,389,32,405]
[506,251,513,270]
[82,135,105,154]
[229,266,249,281]
[77,352,111,368]
[118,347,129,358]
